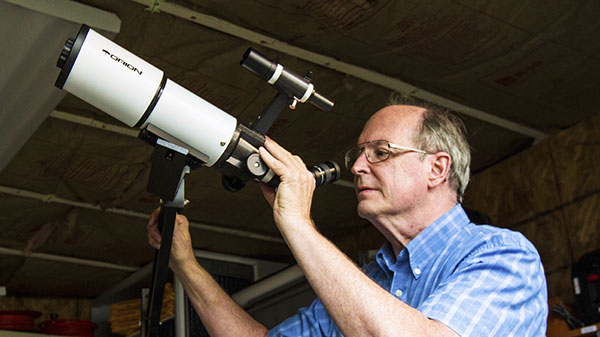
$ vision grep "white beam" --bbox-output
[5,0,121,33]
[129,0,547,141]
[0,246,138,272]
[50,110,139,137]
[232,264,304,308]
[0,185,285,244]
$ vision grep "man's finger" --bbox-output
[263,136,292,158]
[148,207,161,227]
[259,183,276,207]
[147,226,161,249]
[259,146,285,176]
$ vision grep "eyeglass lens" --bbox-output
[345,140,390,169]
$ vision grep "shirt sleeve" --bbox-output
[267,298,343,337]
[416,233,548,337]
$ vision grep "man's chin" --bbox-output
[357,203,376,220]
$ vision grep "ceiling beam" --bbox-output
[129,0,548,141]
[50,110,139,137]
[0,185,285,244]
[0,246,137,272]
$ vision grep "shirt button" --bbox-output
[395,289,403,297]
[414,268,421,275]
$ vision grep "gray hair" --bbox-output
[386,93,471,202]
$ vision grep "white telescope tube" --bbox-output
[55,25,236,166]
[58,28,163,127]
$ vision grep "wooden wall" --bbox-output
[463,112,600,308]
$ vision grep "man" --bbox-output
[148,98,548,336]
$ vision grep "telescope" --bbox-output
[54,24,339,337]
[55,24,339,193]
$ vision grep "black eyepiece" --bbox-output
[310,161,341,187]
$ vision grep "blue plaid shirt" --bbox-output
[268,204,547,336]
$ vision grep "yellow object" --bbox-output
[109,282,175,336]
[145,0,162,14]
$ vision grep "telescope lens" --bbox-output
[240,49,278,83]
[55,24,91,89]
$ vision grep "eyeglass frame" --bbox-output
[344,139,429,169]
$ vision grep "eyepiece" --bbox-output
[310,161,341,187]
[230,159,341,192]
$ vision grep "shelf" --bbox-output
[568,323,600,337]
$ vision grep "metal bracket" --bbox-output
[142,139,190,337]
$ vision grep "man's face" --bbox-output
[351,106,431,221]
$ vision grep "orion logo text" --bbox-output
[102,49,142,75]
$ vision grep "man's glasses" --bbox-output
[344,139,428,169]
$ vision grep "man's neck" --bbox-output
[371,197,458,258]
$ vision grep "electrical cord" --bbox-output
[551,304,585,329]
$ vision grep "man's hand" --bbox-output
[147,208,196,272]
[147,208,269,337]
[258,136,316,229]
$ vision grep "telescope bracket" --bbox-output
[249,92,290,135]
[141,138,191,337]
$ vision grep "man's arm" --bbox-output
[147,210,268,337]
[258,138,458,337]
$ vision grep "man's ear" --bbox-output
[428,152,451,189]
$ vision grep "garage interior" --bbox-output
[0,0,599,336]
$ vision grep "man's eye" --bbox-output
[373,148,388,159]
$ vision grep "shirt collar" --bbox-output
[375,204,471,279]
[375,241,397,280]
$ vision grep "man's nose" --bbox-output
[350,151,369,175]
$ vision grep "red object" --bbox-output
[40,319,98,336]
[588,273,599,282]
[0,310,42,332]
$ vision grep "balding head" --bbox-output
[360,101,471,202]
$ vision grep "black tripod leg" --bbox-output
[145,206,177,337]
